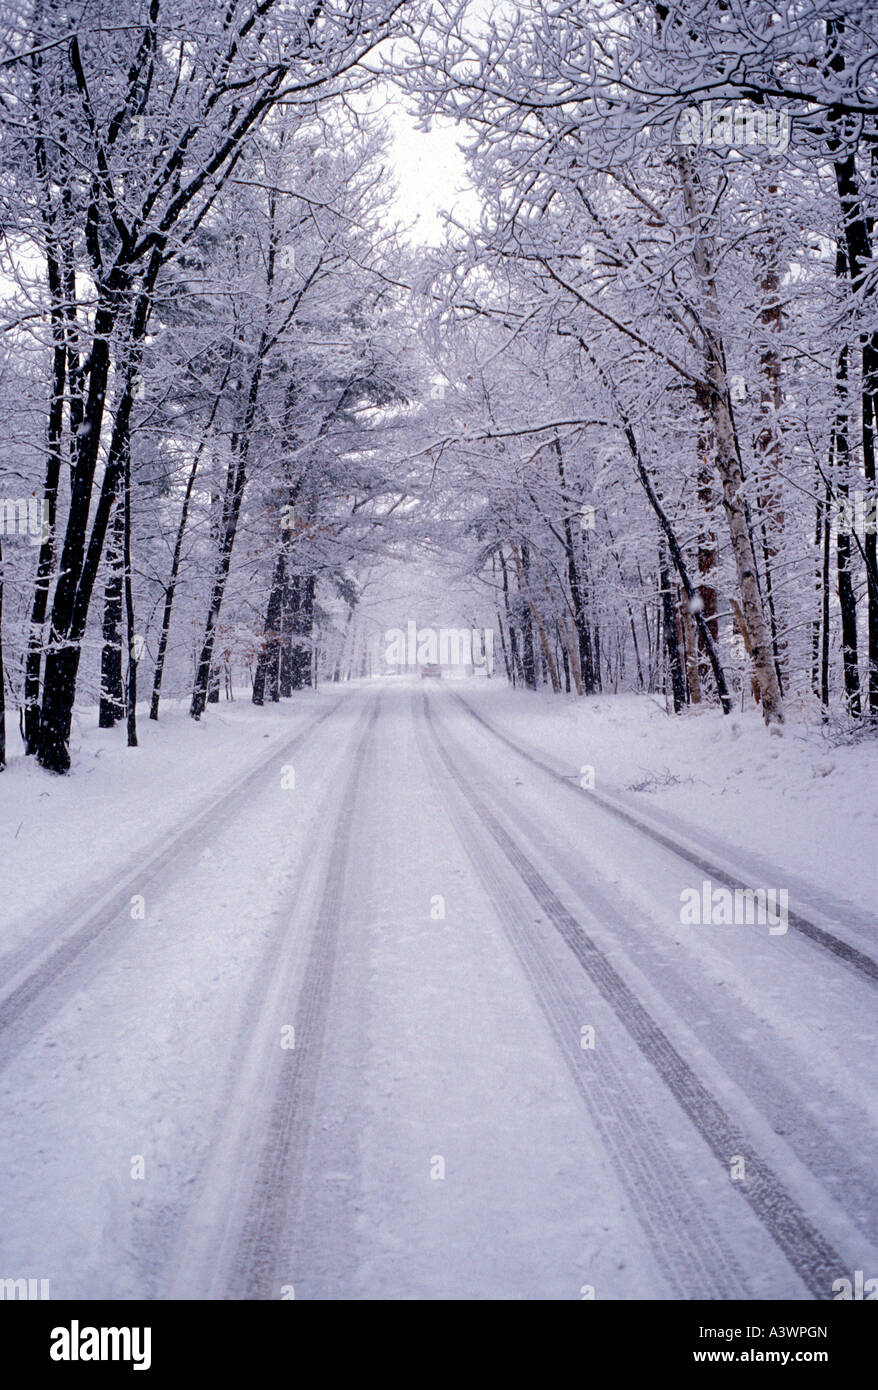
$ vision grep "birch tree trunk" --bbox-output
[677,153,784,724]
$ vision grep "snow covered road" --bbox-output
[1,684,876,1300]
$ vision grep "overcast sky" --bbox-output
[384,101,480,244]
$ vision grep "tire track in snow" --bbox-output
[420,694,848,1300]
[0,699,342,1073]
[166,695,380,1299]
[448,717,878,1247]
[416,696,748,1299]
[452,693,878,987]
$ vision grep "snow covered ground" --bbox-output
[0,682,876,1299]
[456,684,878,914]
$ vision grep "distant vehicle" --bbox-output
[420,663,442,679]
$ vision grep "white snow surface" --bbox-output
[0,681,876,1300]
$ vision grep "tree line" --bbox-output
[1,1,877,774]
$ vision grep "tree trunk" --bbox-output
[696,450,720,692]
[834,342,861,715]
[24,244,67,753]
[620,416,732,714]
[516,541,538,689]
[149,439,208,721]
[37,252,160,772]
[827,15,878,712]
[821,479,832,713]
[290,574,315,690]
[98,502,125,728]
[24,109,82,757]
[498,548,522,685]
[811,473,826,702]
[191,357,264,721]
[660,544,686,713]
[756,193,788,693]
[252,548,287,706]
[510,541,560,693]
[123,437,138,748]
[0,537,5,770]
[676,152,784,724]
[553,439,596,692]
[681,585,701,704]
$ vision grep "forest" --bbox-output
[1,0,877,773]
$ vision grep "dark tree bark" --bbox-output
[558,624,571,693]
[148,284,232,726]
[190,363,262,720]
[38,338,141,771]
[289,574,315,690]
[827,16,878,712]
[190,236,324,720]
[37,249,161,773]
[620,416,732,714]
[36,297,118,771]
[660,543,686,713]
[28,3,359,769]
[279,606,294,697]
[821,478,832,714]
[24,236,67,751]
[149,430,214,721]
[498,548,521,686]
[496,609,513,684]
[696,442,720,692]
[834,342,861,715]
[755,196,788,696]
[123,438,137,748]
[517,542,538,690]
[252,548,287,706]
[552,439,596,693]
[811,472,826,702]
[23,60,83,756]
